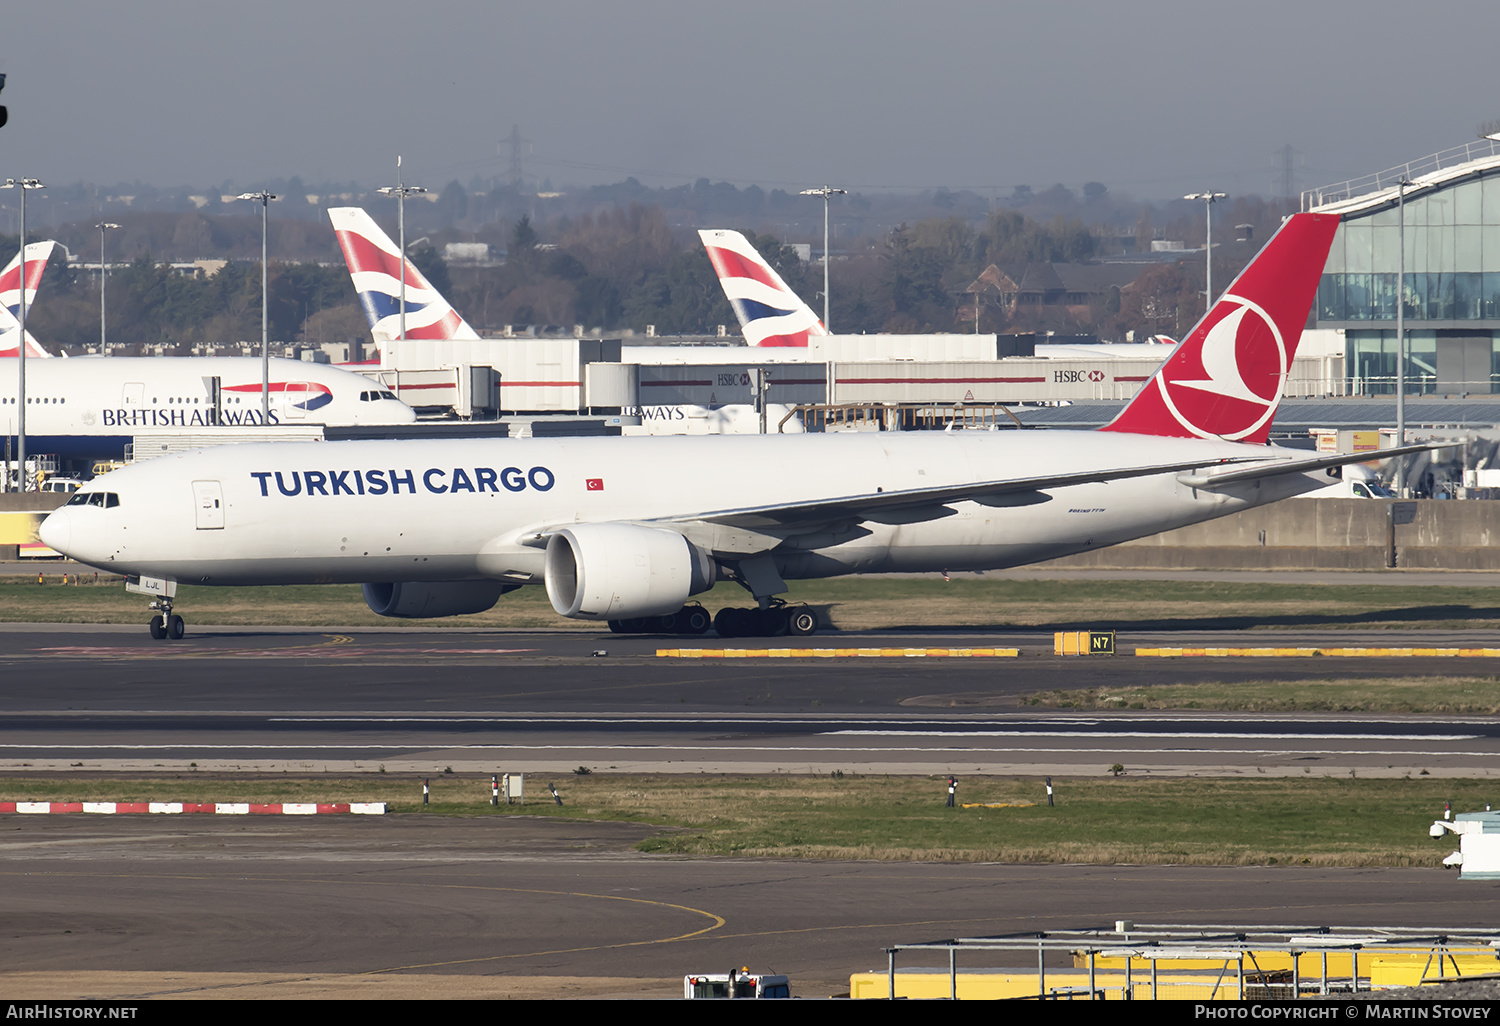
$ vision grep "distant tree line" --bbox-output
[0,190,1293,350]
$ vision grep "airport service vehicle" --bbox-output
[0,240,57,359]
[683,969,791,999]
[0,356,417,460]
[1305,463,1395,499]
[40,213,1430,641]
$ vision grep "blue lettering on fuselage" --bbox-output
[248,466,556,497]
[104,408,281,428]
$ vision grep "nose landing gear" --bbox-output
[148,599,185,641]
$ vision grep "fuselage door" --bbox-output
[122,382,144,406]
[284,381,310,419]
[192,480,225,530]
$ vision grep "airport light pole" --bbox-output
[1396,178,1411,446]
[96,221,121,352]
[3,177,43,491]
[377,156,427,344]
[799,186,845,331]
[1184,191,1227,308]
[237,191,278,424]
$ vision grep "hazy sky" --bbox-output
[4,1,1498,203]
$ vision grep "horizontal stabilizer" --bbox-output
[1175,442,1445,488]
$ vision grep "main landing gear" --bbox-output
[607,604,712,635]
[713,603,819,639]
[147,598,185,641]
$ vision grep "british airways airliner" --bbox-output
[0,241,416,460]
[41,214,1422,641]
[1,356,417,461]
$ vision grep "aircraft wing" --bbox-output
[1174,442,1445,488]
[654,456,1261,532]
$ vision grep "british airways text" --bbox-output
[249,467,555,497]
[104,408,281,427]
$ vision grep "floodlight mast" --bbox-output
[1184,191,1227,307]
[799,186,845,331]
[1396,178,1411,447]
[96,222,121,350]
[377,156,427,344]
[2,177,43,491]
[236,191,279,423]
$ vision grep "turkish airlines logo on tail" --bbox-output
[1099,212,1340,445]
[1157,296,1285,441]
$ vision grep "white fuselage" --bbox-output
[42,431,1323,589]
[0,357,416,459]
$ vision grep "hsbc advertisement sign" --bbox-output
[829,359,1147,404]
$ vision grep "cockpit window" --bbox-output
[66,492,119,508]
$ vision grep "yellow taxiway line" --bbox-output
[656,647,1019,659]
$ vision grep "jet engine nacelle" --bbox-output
[362,581,516,619]
[544,524,714,621]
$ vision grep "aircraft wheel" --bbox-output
[167,615,185,641]
[622,617,651,633]
[714,607,743,638]
[656,611,681,634]
[149,615,167,641]
[682,605,712,635]
[607,620,626,634]
[751,608,786,637]
[788,607,819,637]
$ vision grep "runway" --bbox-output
[1,623,1499,776]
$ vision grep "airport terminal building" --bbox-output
[1308,138,1500,396]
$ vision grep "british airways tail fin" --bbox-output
[1100,212,1339,444]
[0,241,55,358]
[328,208,480,343]
[699,229,826,347]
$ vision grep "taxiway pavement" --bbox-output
[1,813,1496,999]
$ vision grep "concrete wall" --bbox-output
[0,494,67,560]
[1039,498,1500,570]
[0,495,69,513]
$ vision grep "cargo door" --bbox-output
[192,480,224,530]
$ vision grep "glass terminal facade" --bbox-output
[1314,159,1500,395]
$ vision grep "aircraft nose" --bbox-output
[38,508,70,555]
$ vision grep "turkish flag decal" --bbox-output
[586,478,604,491]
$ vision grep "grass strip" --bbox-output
[1021,676,1500,713]
[5,576,1500,631]
[0,772,1481,867]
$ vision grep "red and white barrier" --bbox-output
[0,801,386,815]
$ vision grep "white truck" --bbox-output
[1305,463,1395,499]
[683,969,791,999]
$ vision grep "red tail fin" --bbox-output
[1101,212,1339,443]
